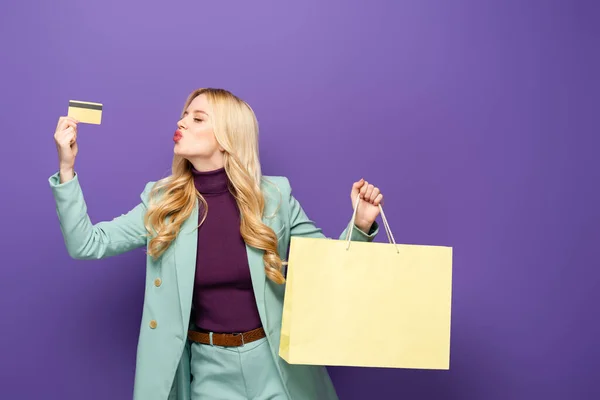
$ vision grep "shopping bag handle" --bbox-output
[345,195,399,253]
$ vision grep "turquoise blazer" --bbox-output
[48,171,378,400]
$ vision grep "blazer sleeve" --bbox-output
[48,171,155,259]
[281,177,379,242]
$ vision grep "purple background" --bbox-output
[1,0,599,399]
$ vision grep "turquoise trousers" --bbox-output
[190,336,288,399]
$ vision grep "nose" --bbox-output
[177,119,187,130]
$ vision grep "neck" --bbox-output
[191,165,229,195]
[188,155,224,172]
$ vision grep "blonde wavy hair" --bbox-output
[142,88,285,284]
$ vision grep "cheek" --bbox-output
[190,128,218,149]
[196,128,216,142]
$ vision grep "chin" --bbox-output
[173,145,186,156]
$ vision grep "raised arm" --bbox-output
[50,115,153,260]
[49,172,154,259]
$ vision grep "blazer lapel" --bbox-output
[173,199,199,332]
[246,243,268,325]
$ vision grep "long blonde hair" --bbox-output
[143,88,285,284]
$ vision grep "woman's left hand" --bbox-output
[351,178,384,233]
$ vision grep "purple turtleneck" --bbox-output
[190,166,263,333]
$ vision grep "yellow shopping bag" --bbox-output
[279,198,453,369]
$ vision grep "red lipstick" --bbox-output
[173,130,182,142]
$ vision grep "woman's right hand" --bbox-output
[54,116,79,182]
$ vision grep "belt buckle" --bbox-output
[232,332,245,346]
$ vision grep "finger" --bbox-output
[369,187,380,203]
[64,121,78,132]
[57,120,78,137]
[55,126,75,142]
[71,123,78,141]
[68,128,77,145]
[374,194,383,206]
[352,178,365,192]
[62,127,75,145]
[57,116,78,131]
[364,184,375,200]
[62,116,79,125]
[58,122,78,140]
[359,181,369,198]
[56,116,69,130]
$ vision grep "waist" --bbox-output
[192,291,262,333]
[188,326,266,347]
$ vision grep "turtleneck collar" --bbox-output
[191,166,230,195]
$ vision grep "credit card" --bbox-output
[68,100,103,124]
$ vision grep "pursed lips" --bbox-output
[173,130,183,142]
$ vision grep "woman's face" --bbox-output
[173,93,224,170]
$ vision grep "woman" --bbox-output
[49,88,384,400]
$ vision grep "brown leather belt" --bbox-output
[187,326,266,347]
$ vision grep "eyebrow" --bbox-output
[184,109,208,116]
